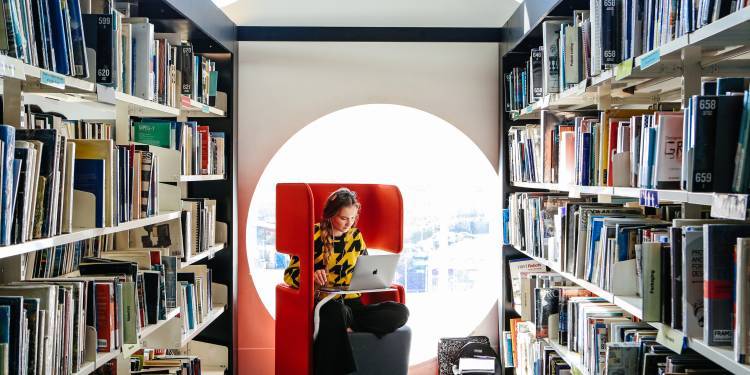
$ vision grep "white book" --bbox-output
[61,141,76,234]
[736,237,750,364]
[641,242,662,321]
[508,259,546,316]
[590,0,602,76]
[653,113,684,188]
[128,19,156,101]
[682,226,704,339]
[542,21,566,95]
[564,23,579,87]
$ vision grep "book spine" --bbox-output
[713,96,744,192]
[95,283,114,352]
[601,0,620,66]
[736,238,750,363]
[642,242,661,321]
[704,226,745,346]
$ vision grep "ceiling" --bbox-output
[218,0,522,27]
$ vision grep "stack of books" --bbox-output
[0,0,219,108]
[129,350,204,374]
[504,190,750,367]
[504,4,750,110]
[131,120,226,177]
[508,82,750,192]
[0,125,162,246]
[85,2,218,107]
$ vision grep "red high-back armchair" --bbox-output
[275,183,405,375]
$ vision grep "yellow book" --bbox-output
[71,139,115,226]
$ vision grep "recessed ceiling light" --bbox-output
[211,0,239,7]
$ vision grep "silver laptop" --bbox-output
[321,254,400,292]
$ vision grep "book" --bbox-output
[682,226,705,339]
[542,21,566,95]
[132,121,174,149]
[0,297,23,375]
[736,237,750,364]
[712,95,744,192]
[73,159,106,228]
[703,224,750,346]
[0,125,15,245]
[95,282,115,352]
[83,14,114,84]
[686,96,719,192]
[653,113,684,189]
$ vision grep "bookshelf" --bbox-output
[511,243,750,374]
[500,1,750,374]
[0,0,237,374]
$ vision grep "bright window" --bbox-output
[247,104,500,364]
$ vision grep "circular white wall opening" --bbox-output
[246,104,501,364]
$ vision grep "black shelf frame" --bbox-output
[131,1,238,373]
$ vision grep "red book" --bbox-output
[606,118,621,186]
[149,250,162,265]
[197,126,210,173]
[95,283,115,352]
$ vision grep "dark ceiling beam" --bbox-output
[237,26,504,42]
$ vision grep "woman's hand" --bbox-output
[314,269,328,287]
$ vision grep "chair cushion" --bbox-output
[348,326,411,375]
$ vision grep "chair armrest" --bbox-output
[360,284,405,305]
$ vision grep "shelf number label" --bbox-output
[615,58,633,81]
[656,323,686,354]
[711,193,749,220]
[640,189,659,208]
[41,71,65,89]
[202,104,210,113]
[639,49,661,70]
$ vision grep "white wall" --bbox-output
[237,41,500,372]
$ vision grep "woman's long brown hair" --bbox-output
[320,188,361,270]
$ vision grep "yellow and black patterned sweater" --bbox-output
[283,223,367,299]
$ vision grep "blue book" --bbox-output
[185,283,195,330]
[0,297,23,375]
[0,125,15,246]
[0,305,9,344]
[67,0,88,77]
[73,159,105,228]
[581,132,591,185]
[46,0,71,75]
[645,127,657,189]
[587,217,606,281]
[9,159,20,229]
[716,77,747,95]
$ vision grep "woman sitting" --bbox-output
[283,187,409,375]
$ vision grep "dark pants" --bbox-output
[314,298,409,375]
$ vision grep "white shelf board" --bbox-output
[511,181,563,191]
[181,244,226,267]
[543,338,589,375]
[97,87,180,117]
[72,361,96,375]
[613,295,643,320]
[95,350,120,368]
[22,63,96,93]
[512,247,615,301]
[0,211,182,259]
[179,96,225,118]
[142,308,182,338]
[690,6,750,48]
[181,304,226,347]
[686,339,750,374]
[511,181,720,206]
[178,174,226,182]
